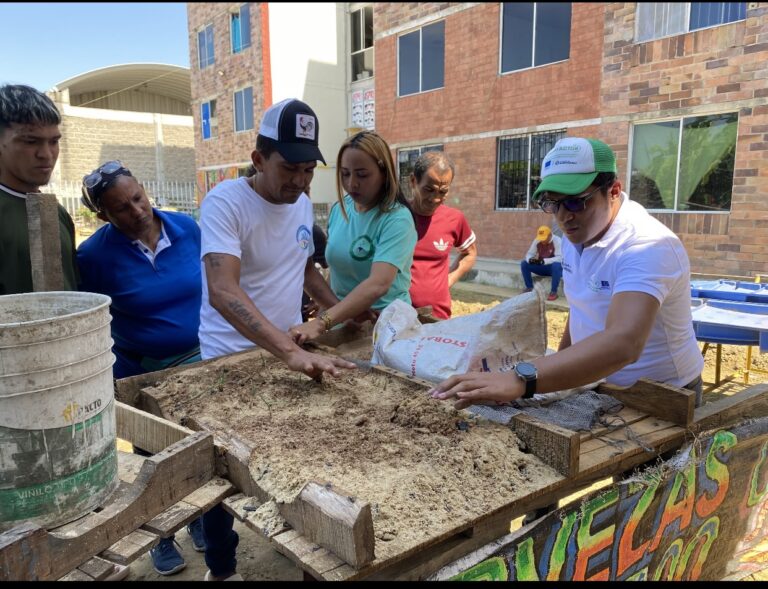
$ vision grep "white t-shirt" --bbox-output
[562,192,703,388]
[199,177,314,359]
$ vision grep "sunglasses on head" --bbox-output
[536,183,606,214]
[81,160,132,212]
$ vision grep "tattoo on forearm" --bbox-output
[206,254,224,268]
[227,300,263,333]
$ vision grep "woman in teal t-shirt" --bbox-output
[290,131,417,344]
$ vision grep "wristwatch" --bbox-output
[513,362,538,399]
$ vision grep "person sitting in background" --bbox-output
[76,160,205,577]
[0,83,78,295]
[408,152,477,319]
[289,130,417,343]
[520,225,562,301]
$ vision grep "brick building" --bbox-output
[186,2,767,279]
[186,3,351,209]
[375,2,768,280]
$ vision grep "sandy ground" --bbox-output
[125,289,768,581]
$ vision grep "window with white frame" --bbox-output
[496,130,565,210]
[231,4,251,54]
[629,112,737,212]
[197,24,215,69]
[501,3,571,73]
[397,144,443,197]
[201,100,217,140]
[636,3,746,42]
[398,21,445,96]
[351,6,373,82]
[233,87,254,132]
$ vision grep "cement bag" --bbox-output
[371,291,547,383]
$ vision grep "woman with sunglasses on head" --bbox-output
[76,161,206,576]
[289,130,417,343]
[431,137,704,410]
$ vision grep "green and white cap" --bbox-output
[533,138,617,200]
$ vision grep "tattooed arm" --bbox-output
[203,253,354,377]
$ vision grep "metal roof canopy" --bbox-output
[51,63,191,105]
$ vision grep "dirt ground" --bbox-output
[126,291,768,581]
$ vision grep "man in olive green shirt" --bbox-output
[0,84,77,294]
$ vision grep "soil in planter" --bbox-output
[146,354,562,561]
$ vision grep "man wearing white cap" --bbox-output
[431,137,703,409]
[520,224,562,301]
[197,98,354,581]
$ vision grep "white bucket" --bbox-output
[0,291,118,532]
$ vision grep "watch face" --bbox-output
[516,362,537,378]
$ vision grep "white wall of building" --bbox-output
[268,3,348,204]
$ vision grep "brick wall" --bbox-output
[602,2,768,277]
[375,3,605,261]
[58,116,194,184]
[188,2,266,171]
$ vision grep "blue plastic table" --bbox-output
[690,297,768,390]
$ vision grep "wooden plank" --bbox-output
[76,556,115,581]
[186,415,266,500]
[100,529,158,565]
[141,501,200,538]
[222,493,256,523]
[278,481,376,569]
[313,322,373,349]
[692,383,768,432]
[597,378,695,426]
[0,522,51,581]
[114,347,266,409]
[272,531,354,581]
[512,414,580,477]
[578,419,684,476]
[58,568,94,581]
[115,401,193,454]
[42,432,214,580]
[578,406,648,442]
[25,192,64,292]
[370,363,435,389]
[181,477,235,512]
[117,450,146,484]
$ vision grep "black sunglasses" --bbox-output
[81,161,132,212]
[537,183,606,214]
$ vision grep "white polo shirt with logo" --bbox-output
[562,192,703,388]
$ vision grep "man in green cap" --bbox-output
[430,137,703,408]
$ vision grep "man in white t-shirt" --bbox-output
[197,98,354,581]
[431,137,704,408]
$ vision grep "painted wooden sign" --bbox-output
[447,417,768,581]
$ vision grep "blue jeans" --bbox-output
[203,504,239,577]
[521,261,562,294]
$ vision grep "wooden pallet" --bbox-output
[113,341,721,581]
[0,403,235,581]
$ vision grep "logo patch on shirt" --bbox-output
[349,235,374,261]
[296,225,311,249]
[433,238,450,252]
[588,275,611,292]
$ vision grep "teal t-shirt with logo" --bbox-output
[325,195,417,310]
